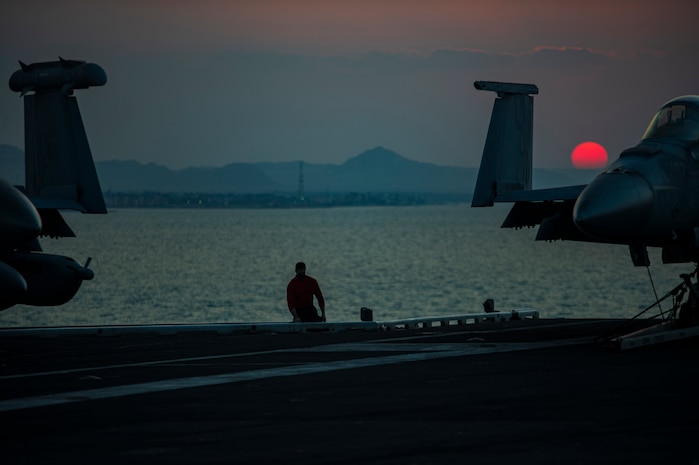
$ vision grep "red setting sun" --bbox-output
[571,141,608,169]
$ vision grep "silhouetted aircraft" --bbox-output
[0,58,107,310]
[472,81,699,345]
[471,80,699,267]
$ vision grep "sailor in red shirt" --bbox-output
[286,262,326,322]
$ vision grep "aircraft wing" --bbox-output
[494,184,586,203]
[494,184,597,242]
[28,196,90,212]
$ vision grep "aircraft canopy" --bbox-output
[642,96,699,142]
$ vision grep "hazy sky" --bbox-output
[0,1,697,169]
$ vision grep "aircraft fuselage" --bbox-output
[573,96,699,262]
[472,84,699,266]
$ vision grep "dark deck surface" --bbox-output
[1,318,698,464]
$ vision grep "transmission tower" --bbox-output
[297,161,305,202]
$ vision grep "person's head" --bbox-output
[295,262,306,277]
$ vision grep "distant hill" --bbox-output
[97,160,283,193]
[252,147,481,193]
[323,147,473,192]
[0,145,597,194]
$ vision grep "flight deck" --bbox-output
[2,316,698,464]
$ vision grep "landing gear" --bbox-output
[602,265,699,350]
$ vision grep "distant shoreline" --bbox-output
[103,191,471,208]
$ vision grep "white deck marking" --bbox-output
[0,337,589,412]
[0,348,292,380]
[2,320,599,381]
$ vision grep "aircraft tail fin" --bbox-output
[471,81,539,207]
[23,91,106,213]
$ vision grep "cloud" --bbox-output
[528,46,616,61]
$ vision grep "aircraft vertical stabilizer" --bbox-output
[471,81,538,207]
[23,91,106,213]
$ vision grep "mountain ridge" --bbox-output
[0,145,596,194]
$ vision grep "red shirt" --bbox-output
[287,275,325,310]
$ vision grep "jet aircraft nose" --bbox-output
[0,179,41,243]
[573,171,654,241]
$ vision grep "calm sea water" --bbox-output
[0,205,690,327]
